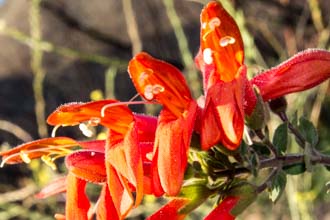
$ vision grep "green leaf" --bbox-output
[273,122,288,155]
[269,170,287,203]
[229,183,257,216]
[179,179,213,214]
[283,163,306,175]
[251,142,271,155]
[239,140,248,156]
[298,117,319,147]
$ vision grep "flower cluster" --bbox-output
[1,1,330,219]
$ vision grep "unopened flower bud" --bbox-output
[269,97,287,115]
[245,87,267,130]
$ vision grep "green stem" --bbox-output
[30,0,48,138]
[163,0,201,98]
[0,22,126,68]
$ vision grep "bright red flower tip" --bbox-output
[66,150,107,183]
[204,196,239,220]
[47,99,134,135]
[147,198,190,220]
[0,137,78,166]
[198,1,244,84]
[251,49,330,101]
[65,172,90,220]
[128,52,193,118]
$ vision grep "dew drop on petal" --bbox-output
[91,151,95,156]
[203,48,213,65]
[152,84,165,94]
[208,17,221,30]
[219,36,236,47]
[20,151,31,164]
[144,84,154,100]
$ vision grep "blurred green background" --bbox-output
[0,0,329,219]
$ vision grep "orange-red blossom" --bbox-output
[195,1,330,152]
[128,52,197,196]
[1,1,330,220]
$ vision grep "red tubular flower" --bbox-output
[46,99,158,219]
[34,139,155,220]
[128,52,197,196]
[250,49,330,101]
[204,196,239,220]
[147,198,190,220]
[195,1,246,151]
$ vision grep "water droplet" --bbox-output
[203,48,213,65]
[144,84,154,100]
[91,151,96,156]
[219,36,236,47]
[208,17,221,30]
[152,84,165,94]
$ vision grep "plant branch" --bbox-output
[213,152,330,178]
[278,112,306,147]
[256,168,278,193]
[0,21,127,67]
[255,129,279,157]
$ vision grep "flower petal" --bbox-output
[199,1,244,83]
[204,196,239,220]
[153,101,197,196]
[251,49,330,101]
[133,113,157,142]
[106,123,144,218]
[78,140,105,152]
[47,99,134,135]
[147,198,190,220]
[65,172,90,220]
[66,150,107,183]
[128,52,192,118]
[96,184,119,220]
[106,164,134,219]
[201,66,245,150]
